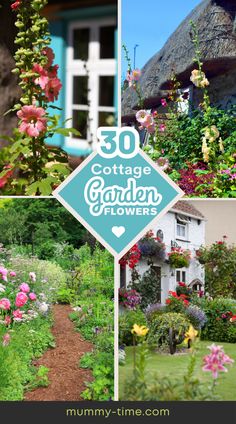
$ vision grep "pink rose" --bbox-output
[0,298,11,310]
[4,316,11,326]
[15,292,28,308]
[19,283,30,293]
[13,309,23,321]
[29,293,37,301]
[10,271,16,277]
[0,266,8,282]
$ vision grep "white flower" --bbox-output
[0,284,6,293]
[38,302,49,313]
[29,272,36,282]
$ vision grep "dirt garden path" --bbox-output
[24,304,93,401]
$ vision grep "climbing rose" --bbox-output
[19,283,30,293]
[0,298,11,310]
[33,64,49,89]
[29,293,37,301]
[17,105,47,137]
[44,78,62,102]
[202,344,234,379]
[2,333,11,347]
[15,292,28,308]
[29,272,36,282]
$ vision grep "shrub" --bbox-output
[200,298,236,343]
[131,267,162,310]
[56,287,75,304]
[119,309,147,346]
[148,312,190,348]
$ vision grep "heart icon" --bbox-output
[112,226,126,238]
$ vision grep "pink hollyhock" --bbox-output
[146,123,156,134]
[2,333,11,347]
[136,110,150,125]
[11,1,21,10]
[44,78,62,102]
[161,98,167,107]
[15,292,28,308]
[9,271,16,277]
[126,72,133,87]
[33,64,49,89]
[202,344,234,379]
[132,69,141,81]
[29,293,37,301]
[19,283,30,293]
[48,64,59,79]
[17,105,47,137]
[159,123,166,132]
[0,298,11,310]
[13,309,23,321]
[4,316,11,326]
[42,47,55,68]
[29,272,36,282]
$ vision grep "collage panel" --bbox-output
[118,199,236,400]
[0,198,114,401]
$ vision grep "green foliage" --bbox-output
[119,309,147,346]
[0,316,54,400]
[199,298,236,343]
[131,267,161,310]
[56,286,75,304]
[148,312,190,347]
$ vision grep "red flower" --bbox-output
[178,282,186,287]
[11,1,21,10]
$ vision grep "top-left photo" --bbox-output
[0,0,117,195]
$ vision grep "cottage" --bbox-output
[122,0,236,123]
[121,201,206,304]
[0,0,117,157]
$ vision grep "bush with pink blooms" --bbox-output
[0,0,80,195]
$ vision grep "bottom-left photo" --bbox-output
[0,198,114,401]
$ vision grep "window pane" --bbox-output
[73,76,88,105]
[176,271,181,282]
[99,76,114,106]
[72,110,88,139]
[100,26,115,58]
[182,272,186,283]
[73,28,89,60]
[99,112,115,127]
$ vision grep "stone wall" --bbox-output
[0,3,20,148]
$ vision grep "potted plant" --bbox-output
[168,247,191,268]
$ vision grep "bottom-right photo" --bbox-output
[119,200,236,401]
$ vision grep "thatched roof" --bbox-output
[122,0,236,121]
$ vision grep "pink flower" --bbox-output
[33,64,49,89]
[19,283,30,293]
[29,293,37,301]
[9,271,16,277]
[202,344,234,379]
[136,110,150,124]
[2,333,11,347]
[132,69,141,81]
[48,64,59,79]
[4,316,11,326]
[15,292,28,308]
[11,1,21,10]
[0,266,8,282]
[156,157,169,171]
[0,298,11,310]
[159,123,166,132]
[146,123,156,134]
[44,77,62,102]
[17,105,47,137]
[42,47,55,68]
[29,272,36,282]
[13,309,23,321]
[161,98,167,107]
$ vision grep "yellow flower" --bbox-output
[131,324,149,337]
[190,69,209,88]
[202,137,210,162]
[204,125,220,141]
[219,137,224,153]
[184,325,198,344]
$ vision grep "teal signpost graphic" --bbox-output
[53,128,183,258]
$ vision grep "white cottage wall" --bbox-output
[125,209,205,304]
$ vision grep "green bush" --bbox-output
[148,312,190,347]
[199,298,236,343]
[56,286,75,304]
[0,316,54,400]
[119,309,147,346]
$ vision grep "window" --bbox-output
[66,18,116,152]
[176,270,186,284]
[176,223,186,239]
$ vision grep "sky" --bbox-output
[122,0,202,77]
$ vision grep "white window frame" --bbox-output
[66,18,116,152]
[176,222,187,240]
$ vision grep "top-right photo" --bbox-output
[121,0,236,198]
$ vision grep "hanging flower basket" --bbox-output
[168,247,191,268]
[138,231,166,261]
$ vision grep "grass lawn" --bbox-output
[119,341,236,400]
